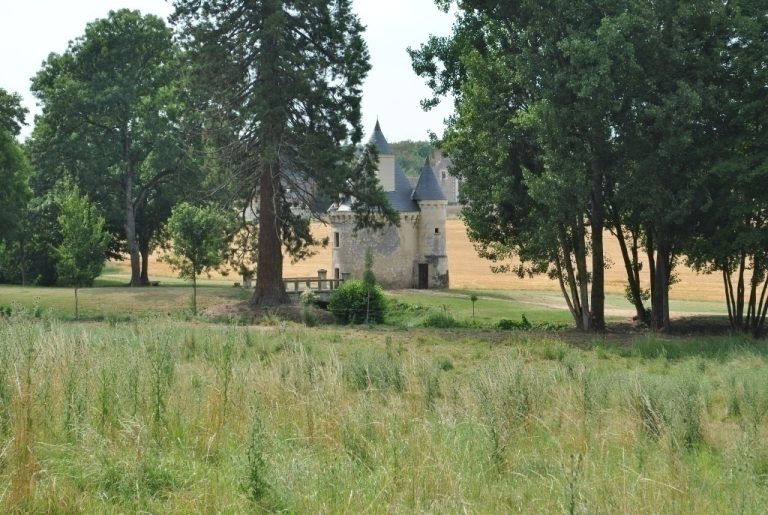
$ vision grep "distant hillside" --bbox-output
[390,140,432,176]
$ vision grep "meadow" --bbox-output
[0,221,751,513]
[1,313,767,513]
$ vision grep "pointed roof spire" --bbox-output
[412,154,446,201]
[370,119,392,154]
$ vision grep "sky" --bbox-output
[0,0,456,142]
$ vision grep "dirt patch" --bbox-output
[203,301,336,325]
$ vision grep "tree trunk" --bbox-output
[250,1,289,307]
[650,244,671,331]
[124,177,141,287]
[555,252,579,324]
[192,272,197,315]
[140,238,151,286]
[574,217,591,330]
[559,226,582,326]
[590,177,605,331]
[736,252,746,329]
[614,221,647,323]
[723,268,735,327]
[251,161,289,306]
[19,238,27,286]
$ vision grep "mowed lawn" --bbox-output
[2,218,730,323]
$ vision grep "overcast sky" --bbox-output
[0,0,455,142]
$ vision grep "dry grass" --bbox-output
[1,319,767,512]
[121,219,725,302]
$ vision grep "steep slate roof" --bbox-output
[412,156,447,202]
[370,121,418,212]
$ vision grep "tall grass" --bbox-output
[1,316,767,512]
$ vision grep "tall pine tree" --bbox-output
[172,0,395,306]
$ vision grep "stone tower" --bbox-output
[328,121,449,289]
[412,156,449,288]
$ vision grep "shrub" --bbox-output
[497,316,531,330]
[422,311,462,328]
[328,279,386,324]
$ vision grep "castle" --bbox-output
[328,121,449,289]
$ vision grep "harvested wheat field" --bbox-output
[125,219,725,302]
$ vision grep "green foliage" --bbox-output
[389,140,432,177]
[0,88,27,137]
[362,248,376,287]
[172,0,397,305]
[244,407,270,504]
[29,9,193,286]
[497,316,532,331]
[54,182,111,320]
[164,203,233,314]
[0,127,31,244]
[54,183,111,289]
[421,311,462,329]
[328,279,386,324]
[411,0,762,332]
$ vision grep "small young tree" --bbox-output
[164,203,233,315]
[55,183,111,319]
[470,293,478,318]
[363,248,377,287]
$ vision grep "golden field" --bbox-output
[123,219,725,303]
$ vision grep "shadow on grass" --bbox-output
[582,315,768,361]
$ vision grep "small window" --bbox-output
[334,232,340,247]
[334,268,340,279]
[434,227,439,234]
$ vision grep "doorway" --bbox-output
[418,263,429,289]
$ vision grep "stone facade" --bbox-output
[328,122,449,289]
[433,149,461,205]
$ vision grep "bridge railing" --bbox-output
[282,277,344,293]
[282,269,348,293]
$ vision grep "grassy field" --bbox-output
[0,281,727,328]
[1,316,767,512]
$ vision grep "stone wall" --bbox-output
[330,212,421,288]
[417,201,449,288]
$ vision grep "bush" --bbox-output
[328,279,386,324]
[422,311,462,328]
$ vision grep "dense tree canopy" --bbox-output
[172,0,396,306]
[413,0,768,333]
[0,88,31,248]
[30,9,194,287]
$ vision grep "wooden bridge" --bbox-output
[282,269,349,303]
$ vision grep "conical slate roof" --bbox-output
[370,120,393,155]
[370,121,418,212]
[412,156,446,201]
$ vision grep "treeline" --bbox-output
[411,0,768,335]
[0,2,391,308]
[389,141,432,176]
[0,11,223,289]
